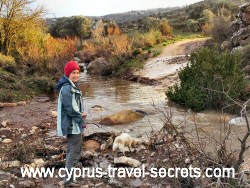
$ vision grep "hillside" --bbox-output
[98,7,179,24]
[229,0,249,6]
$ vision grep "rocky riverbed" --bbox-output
[0,89,249,188]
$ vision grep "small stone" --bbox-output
[17,101,26,106]
[9,160,21,168]
[150,152,156,157]
[2,139,12,144]
[95,182,104,187]
[30,163,36,168]
[32,126,38,131]
[108,178,124,187]
[162,158,169,163]
[114,156,141,167]
[1,135,6,139]
[1,120,10,127]
[10,184,15,188]
[81,185,89,188]
[185,157,191,164]
[130,178,142,187]
[21,134,27,139]
[51,111,58,118]
[29,130,35,135]
[33,158,45,168]
[0,170,11,177]
[18,179,35,187]
[0,138,2,142]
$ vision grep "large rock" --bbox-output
[242,12,250,24]
[240,36,250,46]
[231,27,250,47]
[229,20,240,34]
[221,40,232,51]
[87,58,113,76]
[99,110,146,125]
[240,2,250,24]
[243,65,250,73]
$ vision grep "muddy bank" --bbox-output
[1,106,249,187]
[0,93,250,187]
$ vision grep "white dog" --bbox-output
[112,133,141,155]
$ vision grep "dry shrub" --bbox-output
[19,34,77,74]
[106,24,122,36]
[109,35,132,57]
[212,16,231,42]
[80,34,132,62]
[202,23,213,36]
[160,19,173,36]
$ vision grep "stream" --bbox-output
[75,70,250,169]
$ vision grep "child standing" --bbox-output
[56,60,86,187]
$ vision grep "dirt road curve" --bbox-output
[135,38,208,86]
[159,38,208,56]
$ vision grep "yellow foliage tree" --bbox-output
[0,0,45,55]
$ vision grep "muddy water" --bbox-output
[76,71,250,168]
[77,72,168,137]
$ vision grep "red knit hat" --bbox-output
[64,61,80,77]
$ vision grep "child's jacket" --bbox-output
[56,75,85,136]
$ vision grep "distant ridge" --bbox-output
[229,0,249,6]
[98,7,179,23]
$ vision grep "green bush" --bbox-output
[26,76,55,93]
[166,47,246,112]
[131,30,164,49]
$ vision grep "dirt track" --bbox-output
[159,38,208,56]
[135,38,208,87]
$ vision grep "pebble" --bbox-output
[185,157,191,164]
[114,156,141,167]
[95,182,104,187]
[2,138,12,144]
[21,134,27,139]
[81,185,89,188]
[108,178,124,187]
[162,158,169,163]
[1,135,6,139]
[150,152,156,157]
[18,179,35,187]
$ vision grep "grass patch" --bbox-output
[0,68,55,102]
[115,59,144,76]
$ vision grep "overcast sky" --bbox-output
[33,0,202,17]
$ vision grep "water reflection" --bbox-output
[79,72,166,107]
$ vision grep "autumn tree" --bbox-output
[49,16,93,41]
[201,9,214,36]
[142,17,172,36]
[0,0,45,55]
